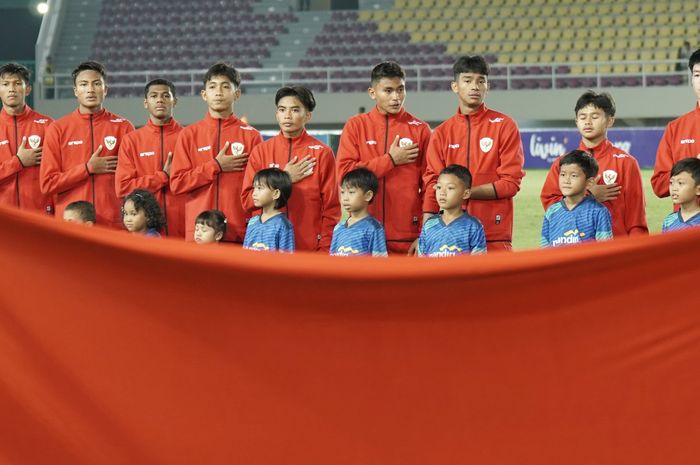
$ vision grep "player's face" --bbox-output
[122,200,148,233]
[144,84,176,122]
[451,72,488,110]
[62,209,92,225]
[275,95,310,138]
[252,181,278,209]
[435,173,470,211]
[73,70,106,112]
[340,183,372,214]
[0,73,29,110]
[194,222,222,243]
[575,104,613,144]
[692,64,700,100]
[369,77,405,115]
[201,75,239,114]
[669,171,700,206]
[558,164,590,198]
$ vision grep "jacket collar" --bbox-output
[204,111,240,128]
[145,117,180,135]
[0,104,33,123]
[456,103,488,122]
[578,138,612,156]
[368,106,406,124]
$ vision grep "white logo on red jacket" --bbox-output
[399,138,414,148]
[68,140,83,146]
[0,140,8,146]
[489,118,504,123]
[231,142,245,156]
[110,118,126,123]
[308,145,322,150]
[408,120,422,126]
[680,139,696,145]
[33,119,49,124]
[104,136,117,150]
[240,126,255,131]
[366,140,377,145]
[269,163,280,168]
[139,151,155,157]
[603,170,618,185]
[198,146,211,152]
[612,153,629,158]
[28,135,41,149]
[448,143,460,149]
[480,137,493,153]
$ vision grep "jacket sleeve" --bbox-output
[539,212,550,248]
[0,151,23,182]
[336,119,395,182]
[422,130,445,213]
[40,124,90,195]
[540,158,562,210]
[169,130,220,195]
[492,119,525,200]
[240,144,264,212]
[417,123,431,197]
[115,135,168,198]
[318,148,340,251]
[595,207,613,241]
[651,123,674,198]
[622,157,649,235]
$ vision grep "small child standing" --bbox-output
[330,168,388,256]
[243,168,295,252]
[417,164,486,257]
[122,189,166,237]
[661,158,700,232]
[541,150,613,247]
[194,210,227,244]
[62,200,95,225]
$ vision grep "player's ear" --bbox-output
[363,190,374,202]
[368,86,376,101]
[272,189,281,200]
[585,176,597,190]
[25,84,32,96]
[304,111,312,124]
[606,115,615,128]
[462,188,471,200]
[200,88,207,101]
[143,99,148,110]
[450,80,459,94]
[215,231,223,241]
[233,87,241,101]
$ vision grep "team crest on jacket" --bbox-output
[28,135,41,149]
[399,137,414,148]
[480,137,493,153]
[231,142,245,156]
[602,170,618,185]
[104,136,117,150]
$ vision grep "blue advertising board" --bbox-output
[522,128,664,169]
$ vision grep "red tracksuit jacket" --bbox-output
[540,139,648,237]
[336,107,430,253]
[170,112,262,242]
[241,130,340,252]
[116,118,186,238]
[0,106,53,213]
[423,104,525,249]
[40,108,134,227]
[652,103,700,198]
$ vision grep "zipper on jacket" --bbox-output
[215,119,221,210]
[90,114,95,207]
[13,115,20,207]
[287,137,293,223]
[465,114,472,169]
[382,114,389,224]
[160,125,168,235]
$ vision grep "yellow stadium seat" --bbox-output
[480,30,494,41]
[422,0,436,7]
[544,17,558,28]
[561,29,574,40]
[554,52,568,63]
[541,5,555,16]
[641,15,656,26]
[671,25,687,37]
[610,51,625,61]
[601,28,617,39]
[571,41,587,52]
[639,50,653,61]
[427,9,441,20]
[392,22,406,32]
[410,31,423,42]
[654,50,671,60]
[387,10,400,20]
[378,21,391,33]
[642,38,656,49]
[627,63,642,73]
[534,30,548,41]
[657,37,672,48]
[514,7,528,19]
[570,16,585,28]
[558,17,572,29]
[656,14,671,25]
[598,63,613,74]
[434,0,448,8]
[516,18,531,29]
[653,63,673,73]
[506,30,520,41]
[582,5,597,16]
[573,29,587,40]
[535,52,553,63]
[531,0,546,4]
[446,43,460,54]
[669,1,683,13]
[600,16,614,27]
[404,21,419,32]
[419,21,434,32]
[612,64,627,74]
[587,39,602,50]
[582,52,596,62]
[521,30,534,41]
[371,10,386,21]
[485,6,499,17]
[500,42,515,53]
[625,50,640,60]
[597,51,611,62]
[489,18,504,29]
[567,5,583,16]
[503,18,516,29]
[504,0,518,6]
[612,38,627,49]
[399,10,413,20]
[515,41,529,53]
[568,52,582,62]
[628,38,643,50]
[610,3,624,15]
[599,39,614,50]
[452,31,466,42]
[543,41,557,52]
[499,6,513,17]
[570,65,585,75]
[424,31,438,41]
[653,2,667,14]
[438,31,452,42]
[531,17,545,29]
[640,3,653,14]
[629,27,644,38]
[394,0,407,7]
[358,11,372,21]
[625,3,640,14]
[511,54,526,64]
[493,29,507,41]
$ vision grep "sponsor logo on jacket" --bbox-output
[33,118,49,124]
[139,151,155,157]
[0,140,8,146]
[197,145,211,152]
[489,118,504,123]
[680,138,696,145]
[68,140,83,146]
[240,126,255,131]
[308,145,323,150]
[110,118,127,123]
[366,140,377,145]
[448,143,460,149]
[408,120,423,126]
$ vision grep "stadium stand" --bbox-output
[43,0,691,97]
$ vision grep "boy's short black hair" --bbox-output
[195,209,227,236]
[253,168,293,209]
[452,55,489,81]
[0,62,31,85]
[71,61,107,85]
[559,150,599,179]
[203,62,240,88]
[65,200,96,223]
[671,157,700,185]
[439,164,473,189]
[144,78,176,99]
[370,61,405,86]
[574,90,616,117]
[275,85,316,112]
[688,48,700,71]
[123,189,166,231]
[341,167,379,203]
